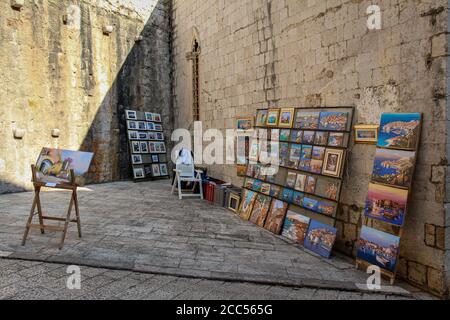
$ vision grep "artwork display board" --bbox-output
[236,117,255,177]
[239,107,354,259]
[125,109,170,181]
[356,113,422,284]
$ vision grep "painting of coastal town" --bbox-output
[304,220,337,259]
[264,200,289,235]
[357,226,400,273]
[281,211,310,245]
[372,148,416,189]
[377,113,422,150]
[294,111,320,129]
[319,112,349,131]
[365,183,409,226]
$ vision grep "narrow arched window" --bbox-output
[192,39,200,121]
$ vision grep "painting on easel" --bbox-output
[35,148,94,185]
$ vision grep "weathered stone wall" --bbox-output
[172,0,449,296]
[0,0,172,193]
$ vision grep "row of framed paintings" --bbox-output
[265,128,349,148]
[357,113,422,283]
[237,189,337,258]
[128,131,165,141]
[126,110,162,123]
[255,108,352,131]
[127,121,163,132]
[131,141,167,154]
[246,164,341,202]
[133,163,169,179]
[132,153,167,165]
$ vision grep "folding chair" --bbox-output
[171,163,204,200]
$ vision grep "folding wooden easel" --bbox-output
[22,165,82,250]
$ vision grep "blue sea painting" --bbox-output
[302,197,318,211]
[371,148,415,188]
[282,188,294,203]
[357,226,400,273]
[292,191,304,206]
[304,220,337,259]
[377,113,422,150]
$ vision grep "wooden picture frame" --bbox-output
[322,149,344,177]
[236,117,254,131]
[354,125,379,144]
[228,194,241,213]
[278,108,295,128]
[266,109,280,127]
[256,109,268,127]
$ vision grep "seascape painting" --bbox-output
[304,220,337,259]
[294,111,320,130]
[377,113,422,150]
[281,211,311,245]
[319,112,349,131]
[372,148,416,189]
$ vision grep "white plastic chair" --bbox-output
[171,163,204,200]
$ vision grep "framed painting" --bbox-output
[131,141,141,154]
[128,131,138,140]
[127,121,138,130]
[328,132,345,147]
[147,122,155,131]
[153,113,162,122]
[145,112,154,121]
[264,200,289,235]
[249,194,272,227]
[266,109,280,127]
[133,168,145,179]
[126,110,137,120]
[256,109,269,127]
[295,174,307,192]
[305,176,317,194]
[304,220,337,259]
[322,149,344,177]
[302,131,315,144]
[288,144,302,168]
[314,131,329,146]
[151,164,161,177]
[137,121,147,131]
[280,129,291,142]
[281,211,311,245]
[131,154,143,165]
[354,125,379,144]
[364,183,409,226]
[291,130,303,143]
[357,226,400,273]
[377,113,422,150]
[249,140,259,162]
[294,111,320,130]
[292,191,304,206]
[371,148,416,189]
[237,117,254,131]
[319,112,349,131]
[278,108,295,128]
[228,194,241,213]
[238,189,258,221]
[160,164,168,176]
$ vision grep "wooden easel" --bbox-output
[21,165,82,250]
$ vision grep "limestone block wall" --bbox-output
[172,0,449,296]
[0,0,172,193]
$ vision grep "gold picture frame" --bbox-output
[354,125,379,144]
[228,194,241,213]
[322,149,345,178]
[278,108,295,128]
[236,117,254,131]
[266,109,280,127]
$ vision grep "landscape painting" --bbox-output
[281,211,311,245]
[256,109,268,127]
[249,194,272,227]
[295,111,320,129]
[377,113,422,150]
[319,112,349,131]
[264,200,289,235]
[304,220,337,259]
[35,148,94,184]
[372,148,416,189]
[357,226,400,273]
[239,189,258,220]
[365,183,409,226]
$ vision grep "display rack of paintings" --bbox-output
[125,109,170,182]
[236,117,255,177]
[356,113,422,284]
[238,107,354,259]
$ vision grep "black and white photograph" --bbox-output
[127,121,138,130]
[131,141,141,154]
[132,154,143,165]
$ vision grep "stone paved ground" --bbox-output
[0,181,430,298]
[0,259,431,300]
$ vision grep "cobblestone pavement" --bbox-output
[1,259,431,300]
[0,181,428,296]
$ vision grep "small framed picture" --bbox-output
[137,121,146,130]
[152,164,161,177]
[126,110,137,120]
[228,194,241,213]
[138,132,148,140]
[236,117,254,131]
[354,125,379,144]
[266,109,280,127]
[159,142,166,153]
[127,121,138,130]
[133,168,145,179]
[328,132,345,147]
[145,112,154,121]
[153,113,162,122]
[132,154,143,165]
[256,109,268,127]
[131,141,141,153]
[160,164,168,176]
[128,131,138,140]
[147,122,155,131]
[149,142,156,153]
[322,149,345,177]
[278,108,295,128]
[140,142,149,154]
[156,132,164,141]
[154,124,163,131]
[152,155,159,162]
[148,132,156,140]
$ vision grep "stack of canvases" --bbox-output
[356,113,422,282]
[237,107,354,259]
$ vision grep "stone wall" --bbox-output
[172,0,449,296]
[0,0,172,193]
